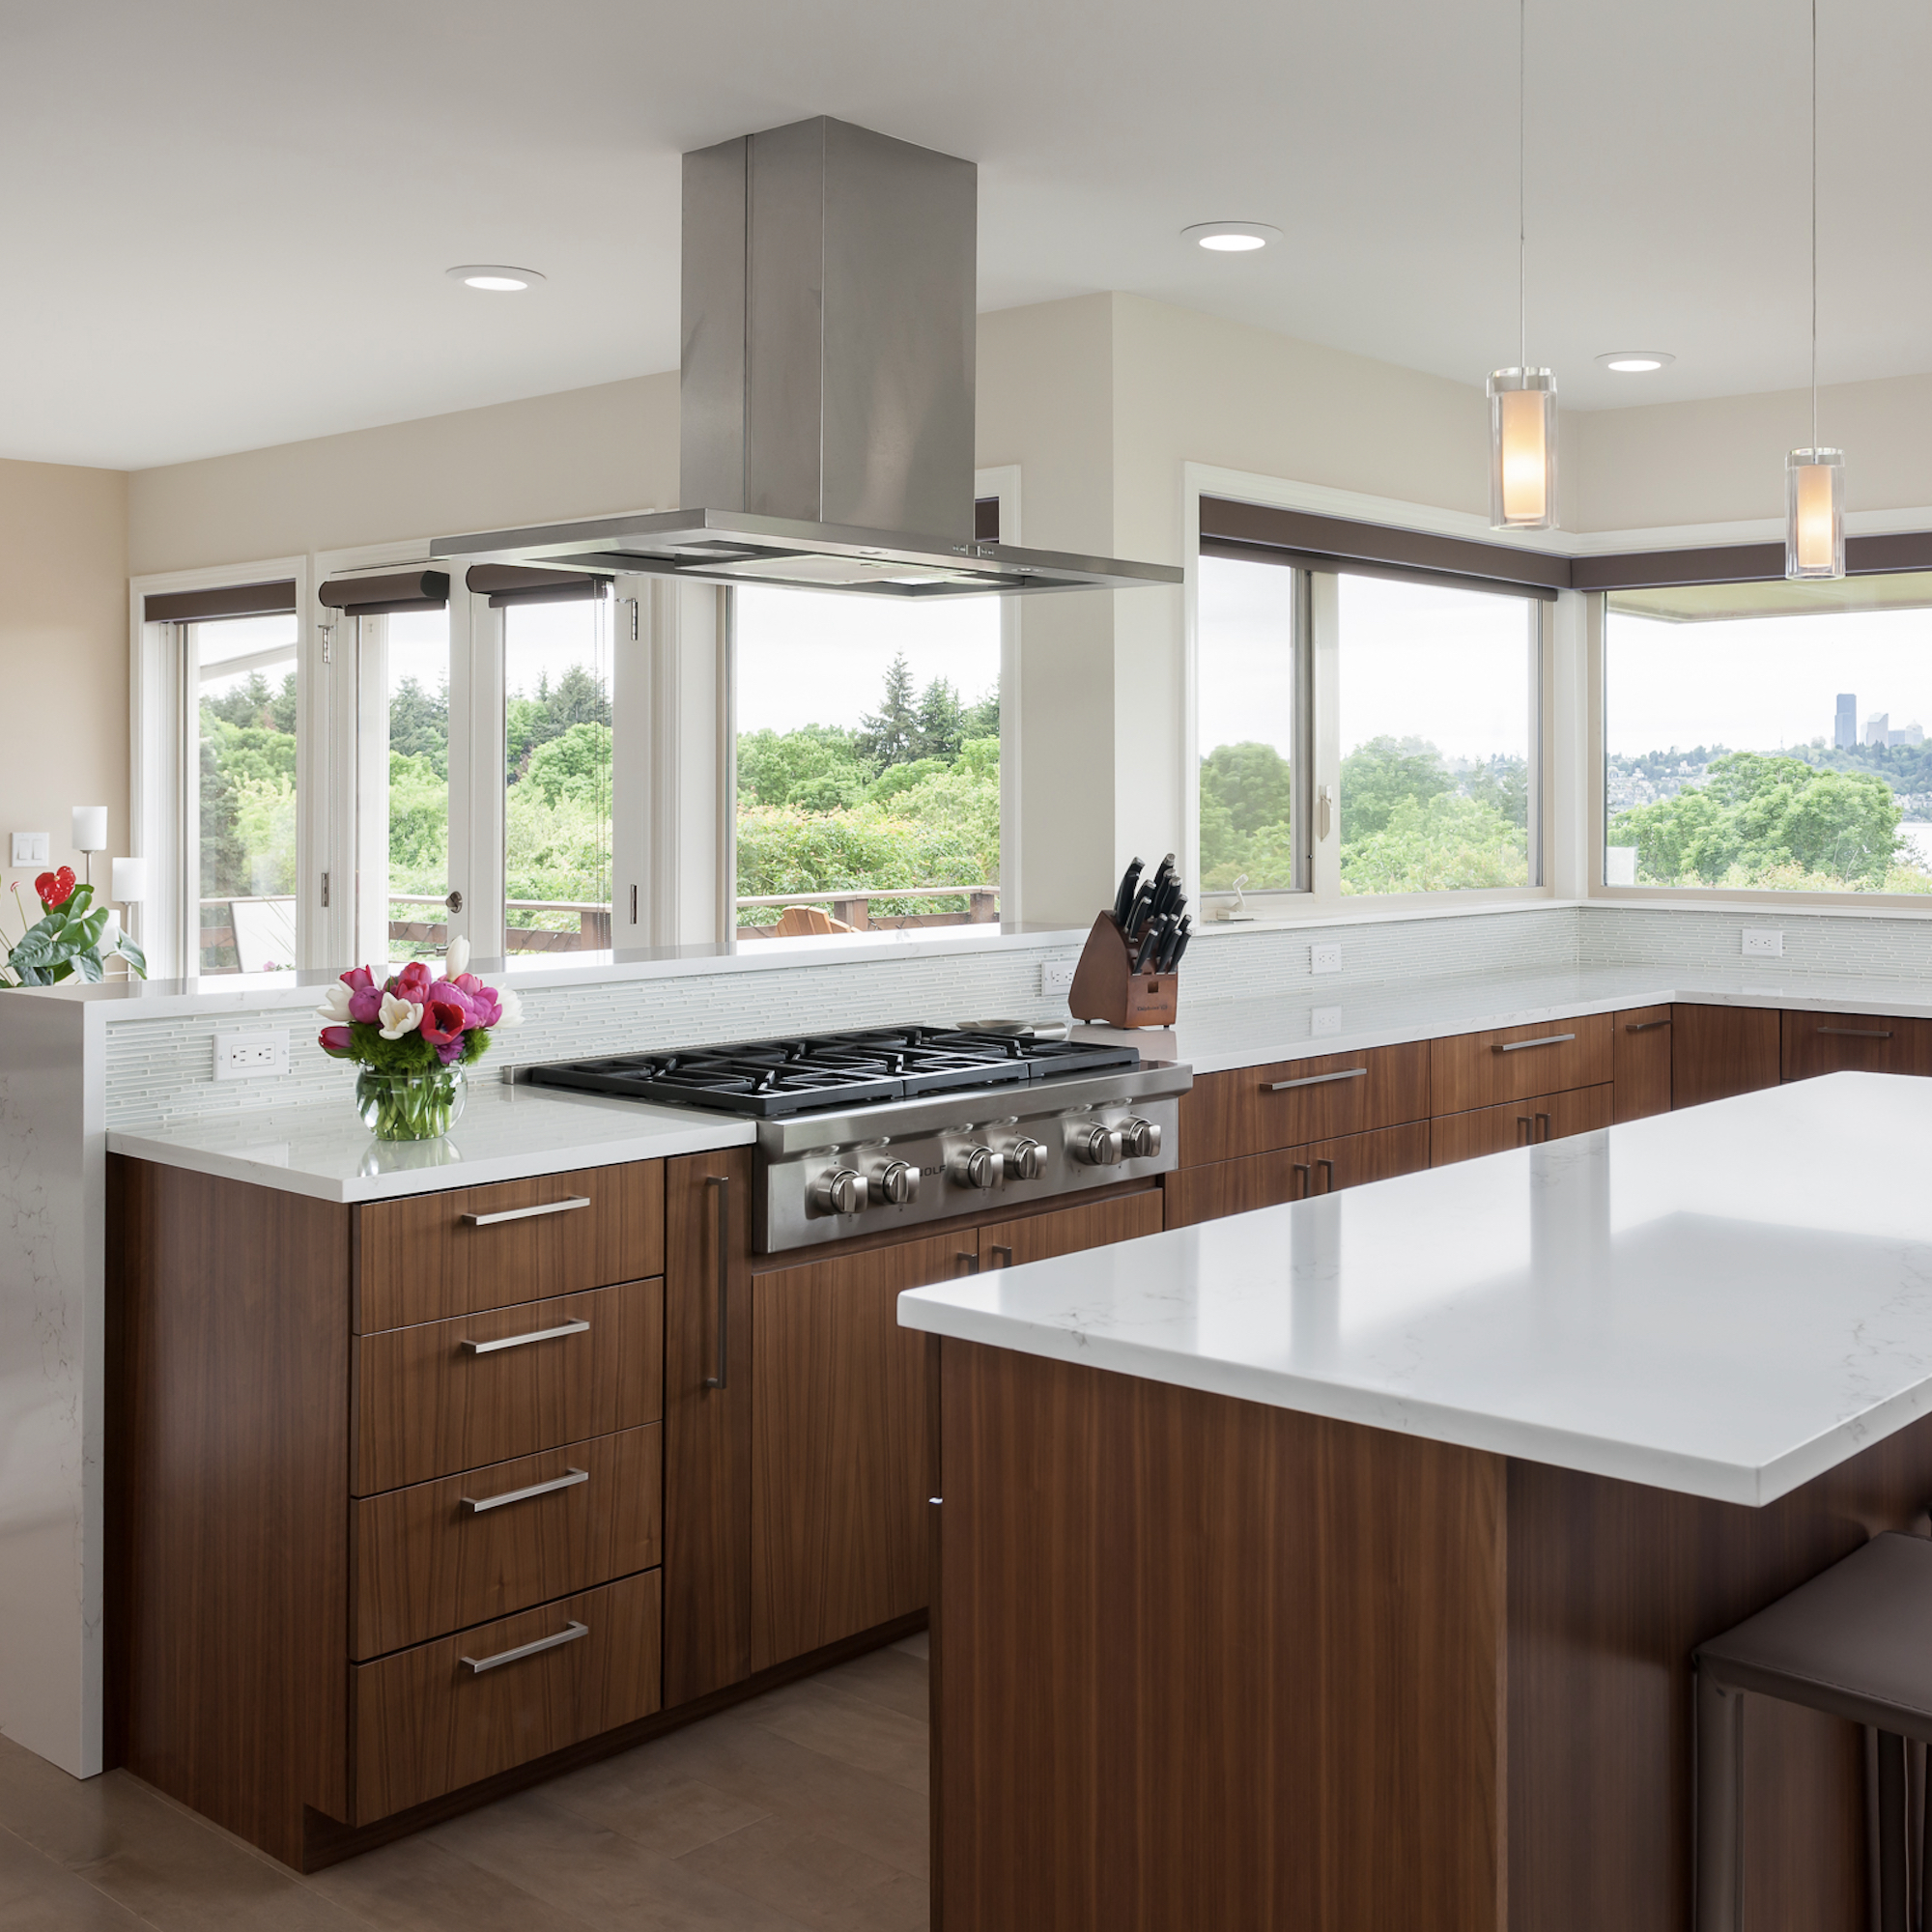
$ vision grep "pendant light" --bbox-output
[1786,0,1844,579]
[1489,0,1556,530]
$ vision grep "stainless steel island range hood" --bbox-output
[431,118,1179,599]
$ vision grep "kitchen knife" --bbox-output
[1123,881,1155,937]
[1112,858,1143,928]
[1164,922,1191,973]
[1133,919,1163,974]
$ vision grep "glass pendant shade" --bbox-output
[1784,447,1845,580]
[1488,367,1557,529]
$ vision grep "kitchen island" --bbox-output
[901,1071,1932,1932]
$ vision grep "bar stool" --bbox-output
[1695,1532,1932,1932]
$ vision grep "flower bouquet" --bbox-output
[2,867,146,985]
[317,938,522,1140]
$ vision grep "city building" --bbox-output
[1836,694,1858,749]
[1898,722,1927,747]
[1866,711,1891,749]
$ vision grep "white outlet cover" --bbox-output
[1311,942,1343,975]
[1040,960,1077,996]
[1311,1006,1343,1036]
[213,1030,290,1081]
[1741,929,1784,958]
[11,832,49,867]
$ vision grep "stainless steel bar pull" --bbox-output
[460,1319,589,1355]
[460,1619,588,1674]
[987,1245,1014,1268]
[1494,1034,1576,1054]
[1292,1162,1312,1199]
[1267,1067,1368,1093]
[461,1467,588,1515]
[1624,1019,1670,1034]
[1817,1026,1892,1038]
[703,1175,731,1391]
[462,1195,592,1227]
[1314,1157,1335,1192]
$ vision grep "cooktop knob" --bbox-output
[1122,1118,1162,1159]
[953,1145,1003,1190]
[811,1168,867,1215]
[873,1159,920,1206]
[1003,1137,1045,1181]
[1070,1123,1125,1167]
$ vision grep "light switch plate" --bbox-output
[1311,1005,1343,1036]
[1311,942,1342,975]
[1040,959,1077,998]
[1741,929,1784,959]
[11,832,49,867]
[213,1031,290,1081]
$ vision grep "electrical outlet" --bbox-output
[1040,960,1077,998]
[11,832,49,867]
[1311,1005,1343,1037]
[1741,929,1784,959]
[1310,942,1342,976]
[213,1031,289,1081]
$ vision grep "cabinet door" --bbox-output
[1430,1084,1613,1167]
[1164,1124,1429,1230]
[750,1233,956,1673]
[1613,1007,1673,1122]
[1304,1121,1432,1194]
[664,1147,755,1707]
[1177,1042,1430,1168]
[1780,1009,1932,1082]
[979,1189,1163,1268]
[1431,1014,1613,1116]
[1671,1006,1779,1110]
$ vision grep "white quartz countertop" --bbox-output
[900,1073,1932,1507]
[108,1080,753,1203]
[1075,963,1932,1074]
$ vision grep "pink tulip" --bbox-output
[394,959,434,1000]
[348,983,384,1024]
[453,973,501,1027]
[319,1025,354,1056]
[341,965,376,993]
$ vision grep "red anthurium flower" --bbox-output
[418,991,470,1049]
[34,867,75,910]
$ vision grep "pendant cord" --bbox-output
[1809,0,1818,453]
[1518,0,1526,371]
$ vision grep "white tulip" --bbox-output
[445,934,470,979]
[315,981,354,1023]
[377,993,423,1040]
[495,986,525,1027]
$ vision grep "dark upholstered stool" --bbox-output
[1695,1532,1932,1932]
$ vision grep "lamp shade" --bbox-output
[111,857,146,904]
[72,806,107,852]
[1785,447,1845,580]
[1488,367,1557,529]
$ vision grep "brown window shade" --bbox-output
[317,569,450,615]
[1573,530,1932,591]
[974,496,1000,543]
[143,579,298,624]
[463,564,609,608]
[1199,497,1564,600]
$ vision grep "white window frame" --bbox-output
[1183,462,1577,924]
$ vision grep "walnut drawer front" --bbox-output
[1164,1122,1431,1229]
[1429,1083,1613,1167]
[351,1568,662,1823]
[1780,1009,1932,1082]
[354,1277,664,1495]
[355,1160,665,1333]
[1177,1041,1430,1168]
[352,1423,662,1660]
[1430,1013,1612,1118]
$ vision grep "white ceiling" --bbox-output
[6,0,1927,469]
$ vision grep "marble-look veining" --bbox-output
[900,1074,1932,1508]
[108,1080,752,1203]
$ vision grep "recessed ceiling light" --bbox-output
[1595,350,1674,373]
[445,265,545,292]
[1182,221,1282,253]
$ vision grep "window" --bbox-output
[359,609,449,964]
[503,594,613,952]
[192,614,298,974]
[1336,574,1537,895]
[1604,575,1932,895]
[733,586,1001,939]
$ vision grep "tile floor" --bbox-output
[0,1633,929,1932]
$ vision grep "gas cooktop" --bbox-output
[527,1025,1142,1120]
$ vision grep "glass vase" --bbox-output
[355,1065,467,1142]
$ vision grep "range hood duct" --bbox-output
[432,117,1179,599]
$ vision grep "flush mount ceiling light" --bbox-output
[1488,0,1557,530]
[1787,0,1845,581]
[1181,221,1282,252]
[444,265,545,292]
[1596,351,1675,373]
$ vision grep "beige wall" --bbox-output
[127,372,679,576]
[0,460,128,907]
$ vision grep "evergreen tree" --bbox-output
[857,653,919,769]
[912,677,965,761]
[961,683,1000,742]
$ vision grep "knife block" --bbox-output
[1066,913,1179,1029]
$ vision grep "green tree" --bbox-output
[1340,793,1529,895]
[526,723,612,809]
[856,654,919,769]
[389,675,449,774]
[961,684,1000,741]
[912,677,965,761]
[1198,740,1296,890]
[737,724,868,809]
[1340,737,1454,842]
[548,663,611,731]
